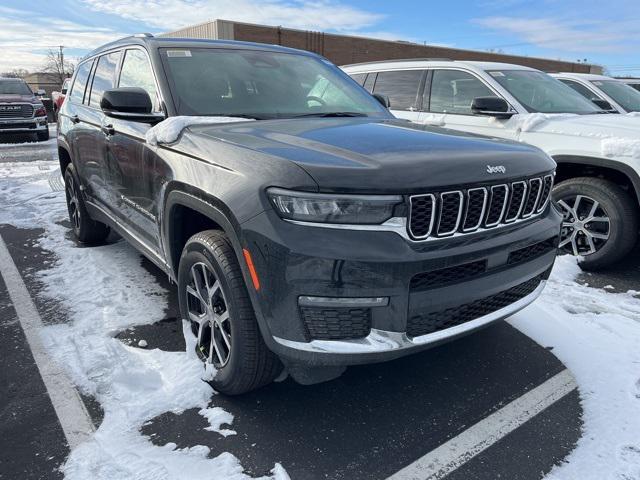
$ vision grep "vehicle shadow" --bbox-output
[573,243,640,293]
[0,133,39,144]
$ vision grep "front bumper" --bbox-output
[241,203,561,366]
[0,116,48,133]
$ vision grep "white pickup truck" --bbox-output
[343,60,640,270]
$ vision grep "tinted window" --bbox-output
[487,70,599,114]
[373,70,423,110]
[430,70,496,114]
[591,80,640,112]
[161,48,387,118]
[88,51,121,107]
[559,79,601,101]
[68,61,92,104]
[363,73,376,92]
[350,73,366,86]
[0,80,31,95]
[119,49,160,111]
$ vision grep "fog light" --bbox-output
[298,296,389,308]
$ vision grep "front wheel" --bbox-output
[64,164,110,244]
[553,177,638,271]
[178,230,282,395]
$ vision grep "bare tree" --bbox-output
[41,48,75,86]
[1,68,30,79]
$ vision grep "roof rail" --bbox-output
[342,58,453,68]
[133,33,154,38]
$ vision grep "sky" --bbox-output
[1,0,639,77]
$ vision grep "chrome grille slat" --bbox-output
[407,174,554,241]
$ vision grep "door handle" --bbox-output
[70,115,79,124]
[101,124,115,136]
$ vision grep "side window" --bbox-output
[363,73,376,93]
[88,51,121,107]
[430,70,497,114]
[118,49,160,111]
[373,70,423,110]
[349,73,366,86]
[68,61,93,104]
[559,79,600,100]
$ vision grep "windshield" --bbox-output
[487,70,601,114]
[160,47,388,119]
[591,80,640,112]
[0,80,32,95]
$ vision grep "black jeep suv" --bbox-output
[58,34,561,394]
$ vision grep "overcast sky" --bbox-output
[1,0,639,77]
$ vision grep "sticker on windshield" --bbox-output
[489,71,505,77]
[166,50,192,57]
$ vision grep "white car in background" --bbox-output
[618,78,640,92]
[343,60,640,270]
[551,73,640,113]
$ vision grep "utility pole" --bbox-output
[59,45,64,77]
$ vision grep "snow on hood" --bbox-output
[146,116,255,145]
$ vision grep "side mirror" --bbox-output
[471,96,514,119]
[101,87,164,123]
[373,93,391,108]
[591,98,615,111]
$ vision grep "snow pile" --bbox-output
[146,116,255,145]
[199,407,237,437]
[510,256,640,480]
[601,137,640,159]
[0,160,287,480]
[492,113,578,132]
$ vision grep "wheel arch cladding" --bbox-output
[58,146,72,175]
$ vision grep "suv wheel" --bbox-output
[64,164,110,243]
[554,177,638,271]
[178,230,282,395]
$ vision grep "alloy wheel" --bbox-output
[557,194,610,256]
[186,262,232,368]
[65,175,81,229]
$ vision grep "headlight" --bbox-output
[267,187,403,224]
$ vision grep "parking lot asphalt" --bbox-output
[0,132,626,480]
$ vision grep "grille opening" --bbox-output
[485,185,508,227]
[437,192,463,236]
[410,260,487,291]
[301,307,371,341]
[409,194,435,238]
[522,178,542,217]
[508,237,558,265]
[462,188,487,231]
[407,271,548,338]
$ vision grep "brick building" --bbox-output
[161,19,602,74]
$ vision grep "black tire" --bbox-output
[553,177,638,271]
[178,230,282,395]
[37,128,49,142]
[64,164,110,244]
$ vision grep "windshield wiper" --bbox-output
[209,113,269,120]
[291,112,368,118]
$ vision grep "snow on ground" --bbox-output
[2,156,640,479]
[510,257,640,480]
[0,160,288,480]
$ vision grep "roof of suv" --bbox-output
[84,34,317,62]
[342,59,537,73]
[0,77,26,82]
[550,72,619,82]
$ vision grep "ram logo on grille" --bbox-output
[408,174,554,241]
[0,105,21,111]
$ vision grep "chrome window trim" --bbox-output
[408,193,436,239]
[485,184,509,227]
[522,178,542,218]
[504,181,528,223]
[273,280,546,354]
[462,187,488,232]
[436,190,464,236]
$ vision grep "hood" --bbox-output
[0,93,37,103]
[180,118,555,193]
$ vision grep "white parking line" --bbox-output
[387,369,577,480]
[0,233,95,449]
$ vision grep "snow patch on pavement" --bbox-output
[199,407,237,437]
[146,116,255,145]
[0,160,287,479]
[510,256,640,480]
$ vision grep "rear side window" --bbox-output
[349,73,366,86]
[88,51,121,107]
[68,61,92,104]
[429,70,496,114]
[118,49,160,111]
[559,79,600,101]
[373,70,423,110]
[363,73,376,92]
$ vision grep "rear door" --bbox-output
[104,47,166,252]
[371,70,426,123]
[419,68,518,140]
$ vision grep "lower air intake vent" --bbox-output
[301,307,371,341]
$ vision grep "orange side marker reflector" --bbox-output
[243,248,260,291]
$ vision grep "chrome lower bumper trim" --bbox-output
[273,280,546,354]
